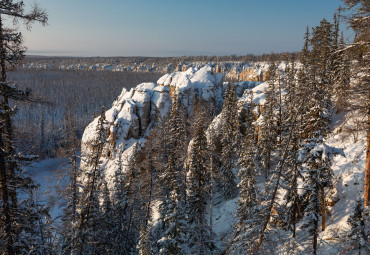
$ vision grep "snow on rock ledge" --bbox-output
[80,65,224,182]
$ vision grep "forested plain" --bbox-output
[9,70,162,157]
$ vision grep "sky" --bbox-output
[7,0,352,57]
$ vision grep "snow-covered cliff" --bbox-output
[80,65,225,184]
[79,64,368,254]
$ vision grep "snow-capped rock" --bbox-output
[80,65,224,184]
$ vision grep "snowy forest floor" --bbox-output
[25,157,73,220]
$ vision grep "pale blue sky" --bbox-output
[11,0,351,57]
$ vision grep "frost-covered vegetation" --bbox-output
[0,0,369,255]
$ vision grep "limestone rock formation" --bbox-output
[80,65,225,183]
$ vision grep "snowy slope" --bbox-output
[79,66,368,254]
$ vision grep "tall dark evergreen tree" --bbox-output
[157,155,187,254]
[347,199,369,254]
[330,12,351,113]
[100,179,114,253]
[0,2,47,254]
[229,124,263,254]
[59,106,81,254]
[219,84,238,199]
[155,95,188,254]
[306,19,335,133]
[295,21,343,254]
[110,152,131,254]
[298,134,343,254]
[167,95,187,202]
[258,55,279,178]
[280,57,304,237]
[332,33,351,112]
[110,143,143,254]
[340,0,370,207]
[187,106,214,254]
[76,108,108,254]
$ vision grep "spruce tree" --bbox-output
[347,199,369,254]
[100,180,114,253]
[157,155,187,254]
[281,57,303,237]
[110,143,143,254]
[299,134,340,254]
[333,33,351,113]
[155,96,187,254]
[258,55,279,178]
[229,127,263,254]
[187,106,214,254]
[110,152,131,254]
[219,84,238,199]
[0,2,47,254]
[330,13,350,112]
[76,108,107,254]
[59,108,81,254]
[167,95,187,202]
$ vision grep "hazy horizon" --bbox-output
[25,49,301,58]
[16,0,353,57]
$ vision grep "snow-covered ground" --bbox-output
[25,157,70,219]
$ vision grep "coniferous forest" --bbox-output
[0,0,369,254]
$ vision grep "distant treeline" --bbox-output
[9,69,162,157]
[23,52,300,68]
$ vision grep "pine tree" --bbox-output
[340,0,370,207]
[110,152,131,254]
[76,108,107,254]
[333,33,351,113]
[347,199,369,254]
[296,27,312,137]
[155,96,188,254]
[167,95,187,201]
[258,55,279,178]
[330,12,351,113]
[59,106,81,254]
[229,127,263,253]
[281,57,304,237]
[110,143,143,254]
[100,180,114,253]
[219,84,238,199]
[157,155,187,254]
[0,2,47,254]
[208,104,217,238]
[310,18,335,88]
[299,134,340,254]
[187,106,214,254]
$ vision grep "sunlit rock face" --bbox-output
[80,65,225,183]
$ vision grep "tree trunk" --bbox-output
[209,152,214,236]
[145,161,154,228]
[321,187,326,231]
[278,73,283,157]
[0,135,15,255]
[313,230,317,255]
[364,94,370,207]
[292,196,297,238]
